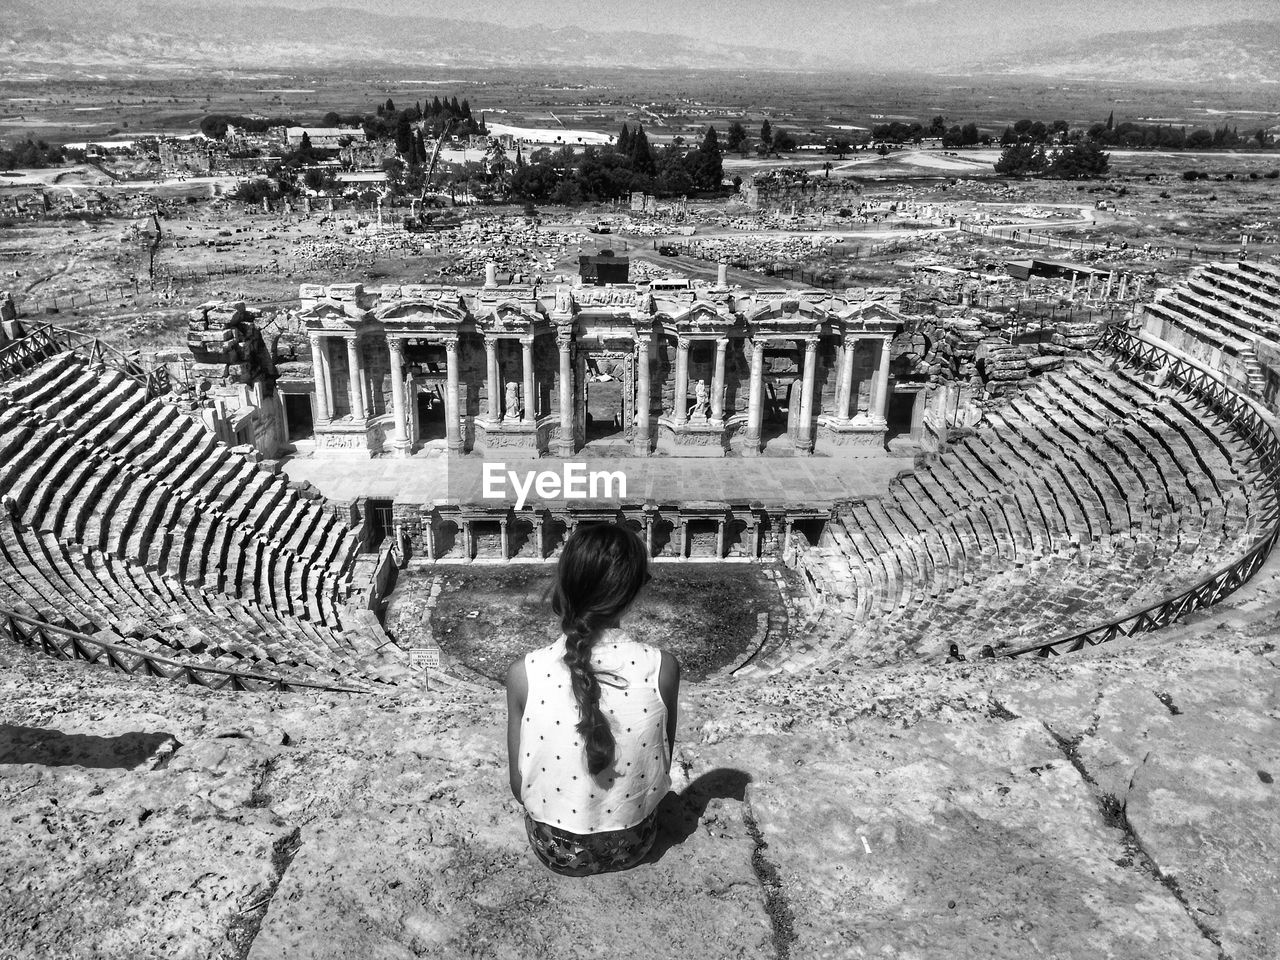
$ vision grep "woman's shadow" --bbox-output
[645,767,752,864]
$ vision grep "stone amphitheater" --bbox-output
[2,262,1280,960]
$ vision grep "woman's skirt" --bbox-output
[524,810,658,877]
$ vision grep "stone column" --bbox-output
[521,337,536,425]
[309,333,332,421]
[744,338,765,455]
[557,332,574,456]
[345,335,366,421]
[387,337,409,454]
[710,336,728,425]
[836,336,857,421]
[633,333,652,455]
[484,336,501,423]
[444,337,462,453]
[797,337,819,453]
[674,336,690,424]
[872,336,892,424]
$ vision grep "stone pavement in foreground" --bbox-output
[280,451,911,507]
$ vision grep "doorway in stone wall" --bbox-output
[283,393,314,442]
[760,377,799,453]
[582,350,632,447]
[416,382,447,443]
[887,389,916,441]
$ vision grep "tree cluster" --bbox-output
[198,114,295,140]
[994,139,1110,179]
[510,123,724,204]
[0,138,66,170]
[357,95,483,148]
[875,109,1274,157]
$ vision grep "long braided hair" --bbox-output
[551,524,650,776]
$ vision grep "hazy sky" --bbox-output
[227,0,1267,64]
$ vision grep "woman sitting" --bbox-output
[506,524,681,876]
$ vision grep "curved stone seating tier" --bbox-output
[0,349,392,691]
[754,357,1269,673]
[1194,267,1280,316]
[1144,261,1280,356]
[0,522,409,690]
[1,353,359,577]
[0,353,359,629]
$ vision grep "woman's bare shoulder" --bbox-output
[657,649,681,685]
[505,656,528,692]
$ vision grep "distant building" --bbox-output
[1003,258,1108,282]
[286,127,359,150]
[335,171,389,188]
[579,253,629,285]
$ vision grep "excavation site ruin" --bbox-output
[3,13,1280,958]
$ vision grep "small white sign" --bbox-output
[408,646,441,669]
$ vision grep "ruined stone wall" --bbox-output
[744,178,864,213]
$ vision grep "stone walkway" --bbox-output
[281,451,910,508]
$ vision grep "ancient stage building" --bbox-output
[291,270,914,459]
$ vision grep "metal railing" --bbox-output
[0,322,170,398]
[998,326,1280,659]
[2,609,371,695]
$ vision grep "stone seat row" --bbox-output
[0,408,348,630]
[1143,261,1280,357]
[753,358,1268,672]
[0,355,365,624]
[0,521,408,689]
[1184,277,1279,333]
[0,352,359,576]
[1143,300,1251,357]
[825,360,1250,588]
[1197,264,1280,315]
[1167,286,1271,343]
[1232,258,1280,293]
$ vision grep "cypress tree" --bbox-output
[698,125,723,189]
[629,125,655,176]
[395,114,413,157]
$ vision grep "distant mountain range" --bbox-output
[1,0,799,76]
[971,19,1280,86]
[4,3,1277,85]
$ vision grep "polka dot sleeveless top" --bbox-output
[519,630,671,834]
